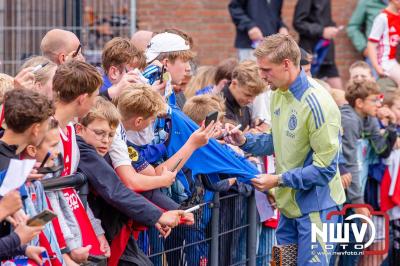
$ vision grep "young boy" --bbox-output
[76,97,187,265]
[349,60,375,84]
[367,0,400,87]
[52,60,106,263]
[0,89,52,263]
[97,36,181,202]
[222,60,266,129]
[341,80,397,213]
[23,118,82,265]
[117,84,214,186]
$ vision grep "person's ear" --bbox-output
[218,79,228,88]
[230,79,238,90]
[34,81,42,92]
[283,59,290,70]
[162,58,169,69]
[355,98,364,109]
[135,117,143,128]
[58,53,66,65]
[77,93,88,106]
[109,66,121,82]
[25,145,37,158]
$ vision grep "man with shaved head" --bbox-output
[131,30,154,51]
[40,29,84,65]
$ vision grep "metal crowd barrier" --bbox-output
[137,191,275,266]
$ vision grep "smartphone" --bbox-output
[171,158,183,172]
[158,65,166,83]
[205,111,218,127]
[39,152,51,168]
[27,209,57,226]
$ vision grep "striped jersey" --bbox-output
[368,9,400,69]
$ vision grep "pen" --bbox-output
[32,62,49,73]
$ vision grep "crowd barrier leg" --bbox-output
[247,191,257,266]
[210,192,220,266]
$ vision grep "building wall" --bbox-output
[137,0,363,83]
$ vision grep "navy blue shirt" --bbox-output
[228,0,285,48]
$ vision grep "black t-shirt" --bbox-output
[0,140,18,171]
[0,140,19,256]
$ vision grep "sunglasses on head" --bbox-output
[72,44,82,58]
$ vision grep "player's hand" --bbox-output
[155,223,172,238]
[158,210,185,228]
[251,174,279,191]
[340,173,352,189]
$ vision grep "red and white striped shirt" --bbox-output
[369,9,400,70]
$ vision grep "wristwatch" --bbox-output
[277,174,285,187]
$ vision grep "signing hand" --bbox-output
[251,174,279,191]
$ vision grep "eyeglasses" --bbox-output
[85,126,115,141]
[366,97,383,104]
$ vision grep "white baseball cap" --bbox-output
[145,32,190,63]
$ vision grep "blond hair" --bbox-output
[232,60,266,95]
[117,83,165,119]
[0,73,14,104]
[21,56,57,86]
[80,96,121,129]
[349,60,372,73]
[254,33,301,66]
[183,94,225,125]
[185,66,216,99]
[155,49,195,64]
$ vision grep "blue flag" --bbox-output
[165,106,259,183]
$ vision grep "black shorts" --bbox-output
[315,64,340,79]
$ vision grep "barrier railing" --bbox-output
[137,191,275,266]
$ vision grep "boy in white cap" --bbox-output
[143,32,194,90]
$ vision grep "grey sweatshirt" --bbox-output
[340,104,398,204]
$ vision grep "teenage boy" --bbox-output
[75,97,187,265]
[0,89,52,263]
[143,32,194,92]
[222,60,266,129]
[52,60,106,263]
[99,37,147,99]
[367,0,400,87]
